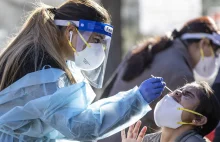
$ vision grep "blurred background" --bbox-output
[0,0,220,87]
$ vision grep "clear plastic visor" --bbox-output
[54,19,113,88]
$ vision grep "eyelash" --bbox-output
[93,35,103,43]
[176,89,192,99]
[182,92,192,99]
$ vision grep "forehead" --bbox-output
[177,85,201,109]
[182,85,201,100]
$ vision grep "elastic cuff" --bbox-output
[133,86,151,110]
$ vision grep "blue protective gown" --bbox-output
[0,62,151,142]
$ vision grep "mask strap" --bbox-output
[200,45,215,59]
[201,38,215,58]
[68,40,77,52]
[178,107,203,116]
[177,121,194,125]
[67,22,77,53]
[200,48,204,60]
[177,107,203,125]
[75,28,91,48]
[68,40,79,56]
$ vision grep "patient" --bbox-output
[121,81,220,142]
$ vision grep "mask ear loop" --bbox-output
[177,121,195,125]
[177,107,203,125]
[67,22,78,54]
[68,41,76,52]
[199,44,215,59]
[178,107,203,116]
[68,31,77,53]
[75,28,91,48]
[200,47,205,60]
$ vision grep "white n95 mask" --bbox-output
[54,19,113,88]
[193,48,219,85]
[154,95,203,129]
[74,43,105,71]
[193,56,219,85]
[180,33,220,85]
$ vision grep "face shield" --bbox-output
[54,19,113,88]
[181,32,220,51]
[181,32,220,85]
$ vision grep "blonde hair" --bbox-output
[0,0,110,90]
[0,4,75,90]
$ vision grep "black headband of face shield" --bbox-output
[180,38,219,57]
[171,29,181,39]
[173,30,220,54]
[47,8,57,15]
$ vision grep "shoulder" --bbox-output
[176,130,205,142]
[57,73,72,88]
[182,135,205,142]
[143,132,161,142]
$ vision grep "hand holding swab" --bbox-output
[151,75,173,92]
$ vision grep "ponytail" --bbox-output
[122,32,177,81]
[122,17,219,82]
[0,4,75,90]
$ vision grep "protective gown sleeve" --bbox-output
[0,68,151,141]
[41,82,151,141]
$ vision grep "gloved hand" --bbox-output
[139,77,165,103]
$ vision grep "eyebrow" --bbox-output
[185,90,195,98]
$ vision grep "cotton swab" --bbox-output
[151,75,173,92]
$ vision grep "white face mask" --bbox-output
[193,56,219,85]
[154,95,203,129]
[74,43,105,71]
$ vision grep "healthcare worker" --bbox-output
[0,0,166,142]
[99,16,220,142]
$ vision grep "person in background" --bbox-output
[0,0,165,141]
[99,16,220,142]
[122,81,220,142]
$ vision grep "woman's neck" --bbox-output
[160,125,193,142]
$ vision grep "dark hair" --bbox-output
[122,16,219,81]
[188,81,220,136]
[53,0,110,23]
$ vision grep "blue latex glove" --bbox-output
[139,77,165,103]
